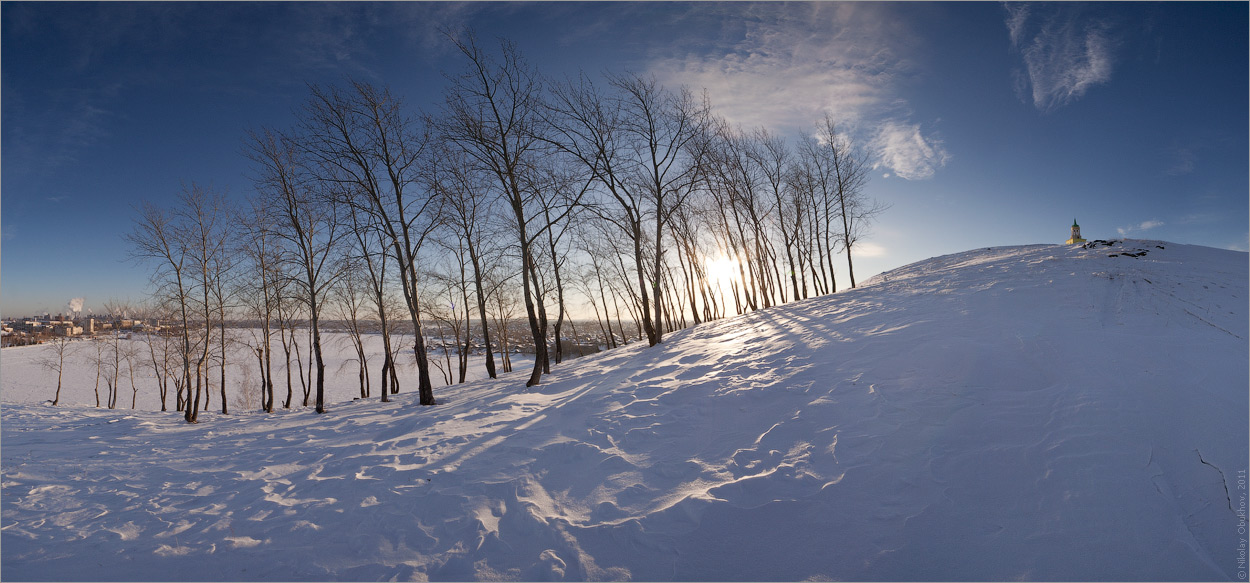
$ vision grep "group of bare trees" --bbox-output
[696,113,888,314]
[125,33,886,422]
[127,189,237,422]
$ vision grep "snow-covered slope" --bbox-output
[3,240,1246,581]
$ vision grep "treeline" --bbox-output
[127,34,886,422]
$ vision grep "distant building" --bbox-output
[52,324,83,336]
[1066,218,1087,245]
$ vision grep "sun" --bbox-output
[705,254,741,288]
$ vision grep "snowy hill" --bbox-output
[3,240,1247,581]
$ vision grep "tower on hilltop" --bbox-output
[1066,218,1086,245]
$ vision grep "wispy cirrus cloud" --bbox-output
[1004,3,1118,113]
[1163,144,1199,176]
[1117,219,1164,237]
[854,241,888,258]
[647,3,949,181]
[871,122,951,181]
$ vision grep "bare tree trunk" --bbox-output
[588,288,610,350]
[380,354,392,400]
[219,321,228,415]
[255,347,267,410]
[281,324,294,409]
[592,264,618,349]
[93,342,102,408]
[311,304,327,414]
[294,333,308,407]
[470,247,496,379]
[459,274,472,384]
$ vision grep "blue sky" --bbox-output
[3,2,1246,318]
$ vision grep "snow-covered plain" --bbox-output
[3,240,1247,581]
[0,328,534,412]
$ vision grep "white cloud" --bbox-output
[854,241,887,258]
[1177,213,1218,225]
[870,122,951,181]
[1003,3,1031,47]
[648,4,947,180]
[1116,219,1164,237]
[1005,3,1117,112]
[648,6,894,132]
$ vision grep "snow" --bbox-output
[0,330,534,411]
[3,240,1246,581]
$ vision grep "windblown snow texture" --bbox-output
[3,240,1246,581]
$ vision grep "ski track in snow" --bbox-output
[2,240,1246,581]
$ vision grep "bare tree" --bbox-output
[705,119,773,312]
[575,225,630,348]
[668,197,722,323]
[88,332,107,407]
[301,81,440,406]
[246,128,343,414]
[751,127,802,302]
[438,32,552,386]
[812,114,887,288]
[99,299,133,410]
[429,146,500,379]
[139,303,180,411]
[343,201,397,402]
[127,194,203,421]
[794,130,842,295]
[237,199,281,412]
[37,334,76,406]
[485,268,521,373]
[206,214,239,415]
[421,261,471,386]
[786,151,823,298]
[333,256,372,398]
[177,186,233,421]
[274,289,300,409]
[125,337,143,409]
[546,72,709,346]
[530,161,590,365]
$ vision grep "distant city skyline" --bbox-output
[4,2,1247,317]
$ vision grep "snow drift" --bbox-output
[3,240,1247,581]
